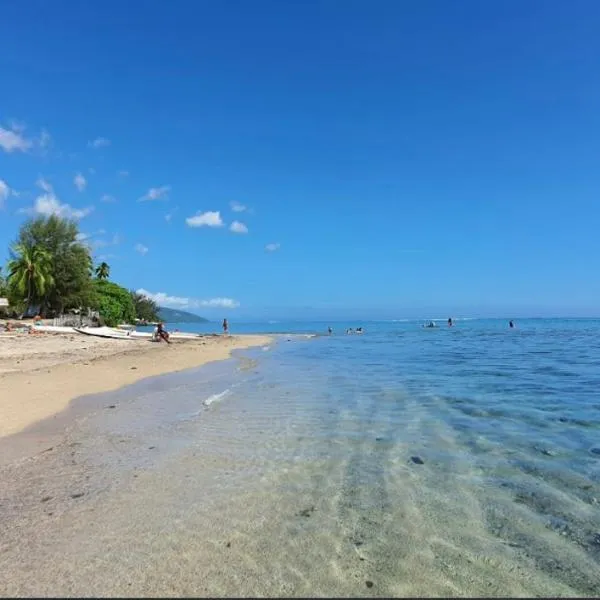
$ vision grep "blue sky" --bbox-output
[1,0,599,319]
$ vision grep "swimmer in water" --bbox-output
[509,320,514,329]
[448,317,453,327]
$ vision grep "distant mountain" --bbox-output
[157,307,209,323]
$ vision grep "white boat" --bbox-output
[75,326,204,341]
[74,326,136,339]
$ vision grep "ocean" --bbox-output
[2,318,600,596]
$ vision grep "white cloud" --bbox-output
[265,243,281,252]
[137,288,240,310]
[0,179,10,208]
[31,195,94,220]
[186,210,224,228]
[118,170,129,178]
[165,213,173,222]
[200,297,240,308]
[134,243,149,255]
[88,137,111,149]
[0,126,32,153]
[74,172,87,192]
[20,178,94,220]
[0,124,51,153]
[230,220,248,234]
[101,194,116,203]
[139,185,170,202]
[230,201,247,212]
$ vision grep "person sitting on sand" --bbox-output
[156,322,171,344]
[223,318,229,335]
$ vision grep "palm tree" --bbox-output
[7,243,54,314]
[95,262,110,280]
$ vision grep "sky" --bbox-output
[1,0,599,320]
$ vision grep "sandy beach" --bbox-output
[0,330,272,441]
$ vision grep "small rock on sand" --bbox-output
[70,492,84,499]
[41,496,52,503]
[366,580,374,588]
[410,456,425,465]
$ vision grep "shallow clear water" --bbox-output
[2,319,600,596]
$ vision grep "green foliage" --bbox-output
[7,242,54,312]
[95,262,110,280]
[0,267,7,297]
[93,280,136,327]
[130,290,159,322]
[16,216,93,314]
[3,216,154,324]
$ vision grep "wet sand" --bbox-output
[0,331,271,442]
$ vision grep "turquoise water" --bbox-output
[3,318,600,596]
[140,318,599,594]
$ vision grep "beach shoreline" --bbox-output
[0,331,272,446]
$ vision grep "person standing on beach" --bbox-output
[223,318,229,335]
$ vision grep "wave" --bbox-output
[203,389,232,407]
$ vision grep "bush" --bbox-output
[93,280,136,327]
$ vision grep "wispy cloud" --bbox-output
[0,179,10,209]
[20,178,94,220]
[230,220,248,234]
[78,230,120,252]
[230,201,247,213]
[100,194,116,203]
[139,185,170,202]
[0,123,51,154]
[74,172,87,192]
[118,170,129,178]
[137,288,240,309]
[165,213,173,223]
[265,243,281,252]
[93,233,121,250]
[38,129,51,151]
[186,210,224,228]
[0,125,33,153]
[88,137,111,149]
[134,243,149,255]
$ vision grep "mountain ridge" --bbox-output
[157,307,209,323]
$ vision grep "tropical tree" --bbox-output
[130,290,159,322]
[95,262,110,280]
[16,216,94,314]
[7,243,54,314]
[0,267,7,297]
[92,280,136,327]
